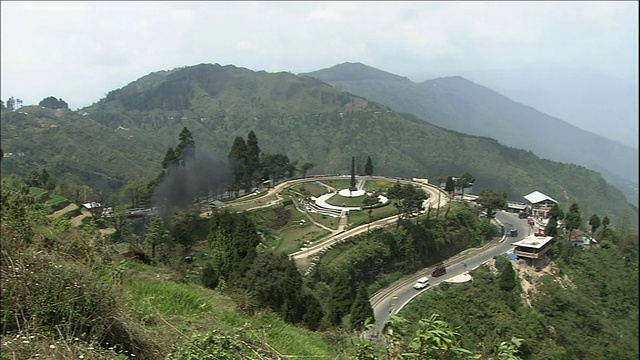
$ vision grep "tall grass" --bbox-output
[255,312,337,357]
[125,281,214,316]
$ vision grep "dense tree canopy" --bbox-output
[476,188,507,216]
[387,182,429,223]
[564,202,582,235]
[38,96,69,109]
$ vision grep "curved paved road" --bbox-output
[224,175,448,265]
[287,176,448,262]
[224,177,535,338]
[369,211,531,335]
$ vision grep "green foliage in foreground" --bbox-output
[1,170,522,360]
[347,313,523,360]
[2,169,638,360]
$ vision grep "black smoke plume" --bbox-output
[150,152,231,220]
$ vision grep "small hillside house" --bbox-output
[523,191,558,219]
[512,234,554,268]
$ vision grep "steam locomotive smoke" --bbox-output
[150,153,230,217]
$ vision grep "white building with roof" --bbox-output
[523,191,558,219]
[80,202,102,210]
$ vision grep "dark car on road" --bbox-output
[432,266,446,277]
[509,228,518,237]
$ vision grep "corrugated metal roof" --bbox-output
[81,202,101,209]
[507,202,528,210]
[524,191,557,205]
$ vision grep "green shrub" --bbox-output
[58,207,81,220]
[29,187,50,203]
[1,251,117,340]
[44,194,70,213]
[166,328,270,360]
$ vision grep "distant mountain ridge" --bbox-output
[300,63,639,206]
[1,63,636,226]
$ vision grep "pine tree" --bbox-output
[245,130,261,187]
[499,261,517,291]
[162,147,178,169]
[145,214,170,260]
[328,271,354,326]
[175,127,195,167]
[565,202,582,238]
[228,136,248,193]
[350,283,375,331]
[364,156,373,176]
[588,214,601,236]
[545,217,559,237]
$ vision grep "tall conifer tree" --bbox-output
[245,130,261,187]
[350,283,375,331]
[364,156,373,176]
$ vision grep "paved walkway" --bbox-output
[338,213,348,232]
[445,273,473,283]
[291,197,336,232]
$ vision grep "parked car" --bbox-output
[432,266,446,277]
[518,211,528,219]
[413,277,430,290]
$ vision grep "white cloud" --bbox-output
[1,1,636,113]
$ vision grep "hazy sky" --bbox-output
[2,1,638,144]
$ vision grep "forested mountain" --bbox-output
[1,62,638,359]
[300,62,639,206]
[0,106,159,192]
[0,63,636,227]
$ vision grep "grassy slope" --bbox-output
[1,181,346,359]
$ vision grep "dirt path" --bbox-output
[99,228,116,235]
[316,181,336,192]
[48,203,79,218]
[70,208,91,226]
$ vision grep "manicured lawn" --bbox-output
[364,179,396,193]
[321,179,352,190]
[308,212,340,230]
[276,224,331,254]
[251,203,331,254]
[347,202,398,228]
[290,182,330,197]
[324,193,367,207]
